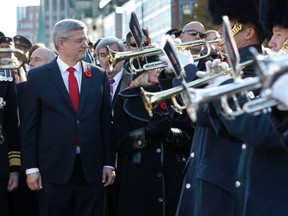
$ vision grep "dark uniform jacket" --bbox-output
[0,72,21,216]
[176,44,263,216]
[113,84,192,216]
[0,74,21,180]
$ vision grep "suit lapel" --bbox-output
[78,62,92,115]
[47,60,75,111]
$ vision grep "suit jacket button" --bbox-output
[158,197,164,203]
[76,120,80,124]
[157,172,162,178]
[137,139,143,146]
[185,183,191,189]
[235,181,241,188]
[190,152,195,158]
[241,144,246,150]
[156,148,161,153]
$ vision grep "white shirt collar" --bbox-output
[57,57,81,74]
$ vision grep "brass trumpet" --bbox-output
[107,40,213,73]
[141,60,253,117]
[240,49,288,113]
[175,39,212,60]
[0,48,25,69]
[106,46,164,73]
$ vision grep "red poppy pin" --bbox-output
[85,70,92,78]
[160,102,167,110]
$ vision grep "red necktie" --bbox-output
[67,67,80,112]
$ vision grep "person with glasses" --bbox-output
[20,19,115,216]
[95,36,133,216]
[113,55,192,216]
[125,29,151,51]
[180,21,208,71]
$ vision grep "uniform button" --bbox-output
[156,172,162,178]
[137,139,143,146]
[156,148,161,153]
[190,152,195,158]
[241,144,246,150]
[76,120,80,124]
[158,197,164,203]
[235,181,241,188]
[185,183,191,189]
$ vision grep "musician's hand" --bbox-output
[271,73,288,110]
[197,59,230,88]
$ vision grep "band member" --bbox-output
[13,35,32,75]
[176,0,267,215]
[0,36,26,83]
[192,0,288,215]
[113,56,192,216]
[0,34,21,216]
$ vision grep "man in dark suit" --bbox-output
[95,36,132,216]
[0,33,21,216]
[20,18,115,216]
[96,36,132,109]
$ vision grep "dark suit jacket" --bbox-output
[111,69,132,108]
[0,79,20,181]
[20,59,114,184]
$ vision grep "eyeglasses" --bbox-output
[127,41,149,47]
[62,37,89,45]
[184,30,207,39]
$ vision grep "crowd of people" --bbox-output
[1,0,288,215]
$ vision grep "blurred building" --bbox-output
[16,0,200,48]
[16,6,40,45]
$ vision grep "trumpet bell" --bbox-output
[0,48,25,69]
[106,46,163,72]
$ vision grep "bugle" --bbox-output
[239,49,288,113]
[107,40,215,73]
[175,40,212,60]
[0,48,25,69]
[141,60,253,117]
[185,77,262,121]
[106,46,164,73]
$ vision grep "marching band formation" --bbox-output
[0,0,288,215]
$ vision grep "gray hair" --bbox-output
[95,36,124,55]
[44,48,57,62]
[52,19,87,50]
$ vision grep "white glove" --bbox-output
[196,59,230,88]
[159,49,194,74]
[271,73,288,109]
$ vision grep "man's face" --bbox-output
[15,44,30,54]
[268,26,288,52]
[0,42,13,58]
[180,23,206,43]
[97,43,124,77]
[59,30,88,63]
[29,49,50,69]
[180,22,206,54]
